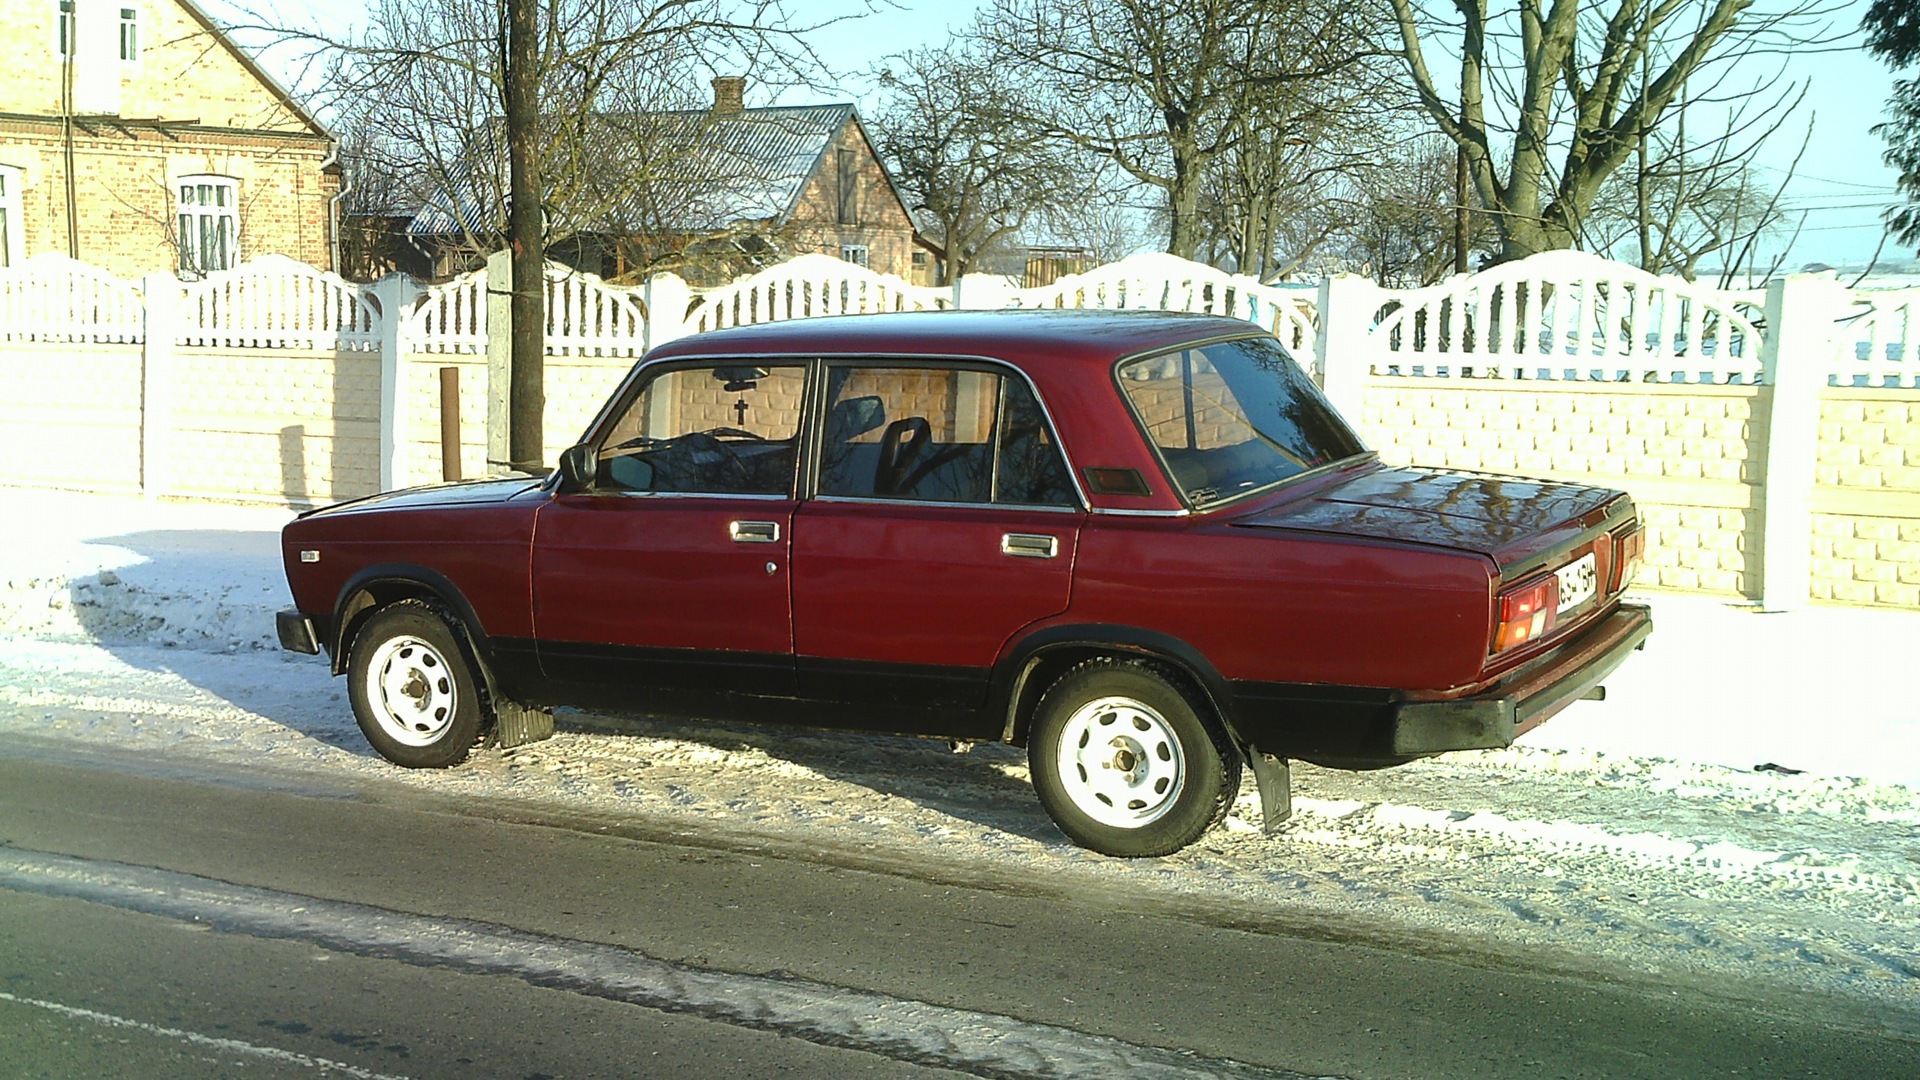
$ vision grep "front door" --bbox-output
[532,362,806,701]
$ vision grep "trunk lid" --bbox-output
[1232,464,1632,576]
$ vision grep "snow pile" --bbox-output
[0,489,291,651]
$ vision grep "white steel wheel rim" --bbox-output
[367,635,459,747]
[1053,695,1187,829]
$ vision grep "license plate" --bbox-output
[1556,552,1598,613]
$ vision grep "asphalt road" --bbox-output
[1,741,1915,1080]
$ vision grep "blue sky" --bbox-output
[230,0,1906,268]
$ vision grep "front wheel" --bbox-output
[347,601,484,768]
[1027,659,1241,857]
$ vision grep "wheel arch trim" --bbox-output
[329,564,495,681]
[991,624,1243,748]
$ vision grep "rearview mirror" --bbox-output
[557,443,597,492]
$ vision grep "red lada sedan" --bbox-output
[278,310,1651,857]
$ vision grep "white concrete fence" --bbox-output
[1,248,1915,610]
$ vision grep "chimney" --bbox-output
[711,75,746,114]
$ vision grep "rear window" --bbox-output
[1117,336,1366,506]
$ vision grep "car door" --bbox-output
[790,362,1085,733]
[531,362,806,700]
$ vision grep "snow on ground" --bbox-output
[1,485,1917,1020]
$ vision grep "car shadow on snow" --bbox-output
[52,529,1065,841]
[55,529,380,761]
[552,710,1068,846]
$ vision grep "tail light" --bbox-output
[1611,526,1646,592]
[1493,576,1558,654]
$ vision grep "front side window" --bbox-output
[176,175,238,277]
[0,166,22,267]
[817,364,1076,507]
[1117,336,1366,507]
[595,363,805,495]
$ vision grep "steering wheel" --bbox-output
[873,417,931,495]
[701,426,766,441]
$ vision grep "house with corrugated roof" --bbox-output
[0,0,340,277]
[400,76,920,285]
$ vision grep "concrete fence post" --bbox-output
[952,273,1016,311]
[1316,274,1377,427]
[484,249,512,472]
[1757,273,1845,610]
[374,273,427,491]
[139,272,179,499]
[642,271,693,351]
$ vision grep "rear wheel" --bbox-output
[1027,659,1240,857]
[347,601,483,768]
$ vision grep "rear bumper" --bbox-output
[1388,603,1652,756]
[1229,603,1652,767]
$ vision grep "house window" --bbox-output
[0,166,22,267]
[836,148,858,225]
[176,175,238,277]
[56,0,74,55]
[119,7,138,61]
[839,244,869,268]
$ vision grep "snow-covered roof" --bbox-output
[408,104,867,239]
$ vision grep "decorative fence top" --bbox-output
[408,266,487,354]
[1008,251,1321,373]
[0,254,144,344]
[5,249,1916,389]
[1838,289,1920,388]
[684,253,947,335]
[176,255,380,351]
[1356,250,1768,384]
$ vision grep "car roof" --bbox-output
[644,308,1268,371]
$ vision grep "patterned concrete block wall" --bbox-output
[167,348,380,505]
[1356,379,1766,598]
[396,352,636,489]
[1811,388,1920,607]
[0,344,144,493]
[400,355,489,489]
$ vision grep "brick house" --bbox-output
[405,76,918,284]
[0,0,340,278]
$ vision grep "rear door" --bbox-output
[790,362,1084,733]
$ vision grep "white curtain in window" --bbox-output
[176,176,238,277]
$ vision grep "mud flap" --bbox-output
[1244,748,1292,833]
[491,699,555,749]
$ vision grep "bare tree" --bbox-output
[869,42,1084,282]
[1385,0,1846,262]
[971,0,1388,261]
[324,0,825,272]
[1192,75,1408,280]
[1331,135,1499,285]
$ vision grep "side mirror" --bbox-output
[557,444,597,492]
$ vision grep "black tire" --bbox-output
[1027,659,1241,857]
[346,601,484,768]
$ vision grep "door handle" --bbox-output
[729,520,781,543]
[1001,533,1058,559]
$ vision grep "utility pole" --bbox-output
[505,0,545,473]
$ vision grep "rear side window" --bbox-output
[817,364,1077,507]
[1117,336,1364,506]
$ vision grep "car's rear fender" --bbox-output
[993,624,1246,749]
